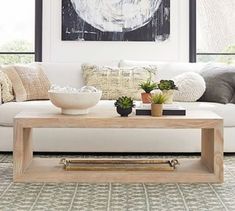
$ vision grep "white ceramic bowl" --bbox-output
[48,90,102,115]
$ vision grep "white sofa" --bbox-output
[1,61,235,152]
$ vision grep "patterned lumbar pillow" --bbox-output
[0,70,14,103]
[3,64,51,102]
[82,64,157,100]
[173,72,206,102]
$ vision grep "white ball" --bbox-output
[173,72,206,102]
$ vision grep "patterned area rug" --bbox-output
[0,154,235,211]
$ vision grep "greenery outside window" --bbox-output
[190,0,235,64]
[0,0,42,65]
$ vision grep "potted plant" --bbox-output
[114,96,135,117]
[150,93,169,117]
[139,80,157,103]
[157,80,178,104]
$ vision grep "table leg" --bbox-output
[13,121,32,181]
[201,125,224,182]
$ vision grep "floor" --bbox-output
[0,154,235,211]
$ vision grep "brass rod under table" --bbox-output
[60,158,180,171]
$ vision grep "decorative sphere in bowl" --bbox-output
[48,85,102,115]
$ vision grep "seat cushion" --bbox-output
[36,61,119,89]
[175,102,235,127]
[0,100,115,127]
[0,101,60,126]
[0,70,14,103]
[0,100,234,127]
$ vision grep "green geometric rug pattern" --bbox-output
[0,154,235,211]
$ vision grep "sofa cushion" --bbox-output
[3,65,51,102]
[165,102,235,127]
[0,100,114,127]
[0,100,235,127]
[173,72,206,102]
[82,64,157,100]
[199,64,235,104]
[36,61,119,89]
[0,70,14,103]
[176,102,235,127]
[0,101,59,127]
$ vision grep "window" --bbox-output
[190,0,235,64]
[0,0,42,65]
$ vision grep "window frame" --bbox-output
[0,0,43,62]
[189,0,235,63]
[189,0,197,63]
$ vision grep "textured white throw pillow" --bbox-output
[0,70,14,103]
[82,64,157,100]
[173,72,206,102]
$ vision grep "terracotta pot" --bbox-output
[141,93,152,104]
[162,90,174,104]
[151,104,163,117]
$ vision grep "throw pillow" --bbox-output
[173,72,206,102]
[3,64,51,102]
[0,70,14,103]
[199,64,235,104]
[82,64,157,100]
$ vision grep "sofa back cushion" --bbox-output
[36,61,119,88]
[36,63,84,88]
[119,60,207,81]
[34,61,207,89]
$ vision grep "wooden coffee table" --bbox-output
[13,109,224,183]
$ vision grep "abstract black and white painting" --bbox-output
[62,0,170,41]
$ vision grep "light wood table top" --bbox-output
[14,109,223,129]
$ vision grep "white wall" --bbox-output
[42,0,189,63]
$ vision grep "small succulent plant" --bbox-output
[150,93,169,104]
[158,80,178,91]
[139,80,157,93]
[114,96,135,109]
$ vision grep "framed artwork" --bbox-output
[62,0,170,42]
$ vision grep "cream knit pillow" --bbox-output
[173,72,206,102]
[3,64,51,102]
[0,70,14,103]
[82,64,157,100]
